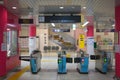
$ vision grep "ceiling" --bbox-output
[2,0,117,29]
[18,0,115,16]
[2,0,115,16]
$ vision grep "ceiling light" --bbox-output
[12,6,17,9]
[72,24,76,30]
[7,28,10,31]
[51,23,55,27]
[59,6,64,9]
[112,24,115,27]
[82,21,89,27]
[7,24,15,27]
[83,7,86,9]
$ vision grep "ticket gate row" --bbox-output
[57,51,89,74]
[19,50,108,74]
[57,50,109,74]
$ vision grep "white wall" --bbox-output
[39,27,49,52]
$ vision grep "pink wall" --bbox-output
[0,5,20,76]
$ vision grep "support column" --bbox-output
[115,5,120,77]
[86,16,94,55]
[86,0,94,55]
[29,24,36,55]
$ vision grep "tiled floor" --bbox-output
[4,52,115,80]
[18,61,114,80]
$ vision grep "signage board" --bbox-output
[19,19,33,24]
[79,34,85,48]
[39,16,81,23]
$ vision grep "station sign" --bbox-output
[52,29,70,32]
[19,19,33,24]
[39,16,81,23]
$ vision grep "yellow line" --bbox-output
[7,66,30,80]
[41,60,57,62]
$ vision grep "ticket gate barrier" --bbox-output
[90,52,108,74]
[58,56,67,74]
[57,51,73,74]
[30,50,42,74]
[57,51,67,74]
[74,57,89,74]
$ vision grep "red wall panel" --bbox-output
[29,24,36,37]
[0,5,20,76]
[0,5,7,76]
[86,16,94,37]
[115,6,120,31]
[87,26,94,37]
[6,7,20,72]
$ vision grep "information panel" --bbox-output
[39,16,81,23]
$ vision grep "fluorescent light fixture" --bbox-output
[7,28,10,31]
[72,24,76,30]
[112,24,115,27]
[12,6,17,9]
[55,29,60,32]
[51,23,55,27]
[83,7,86,9]
[59,6,64,9]
[7,24,15,27]
[82,21,89,27]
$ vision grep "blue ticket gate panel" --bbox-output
[102,58,108,72]
[58,56,67,74]
[80,57,89,73]
[75,57,89,74]
[30,50,42,74]
[30,58,37,73]
[91,50,109,74]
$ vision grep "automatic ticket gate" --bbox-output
[57,50,89,74]
[57,51,72,74]
[90,50,108,74]
[74,50,89,74]
[75,57,89,74]
[30,50,42,74]
[57,51,67,74]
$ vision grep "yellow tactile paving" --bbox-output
[41,60,57,62]
[7,66,30,80]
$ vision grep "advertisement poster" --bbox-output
[87,37,94,55]
[79,34,85,49]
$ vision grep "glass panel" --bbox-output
[7,30,17,57]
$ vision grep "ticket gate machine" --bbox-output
[75,50,89,74]
[57,51,67,74]
[95,50,108,74]
[90,50,108,74]
[77,57,89,73]
[30,50,42,74]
